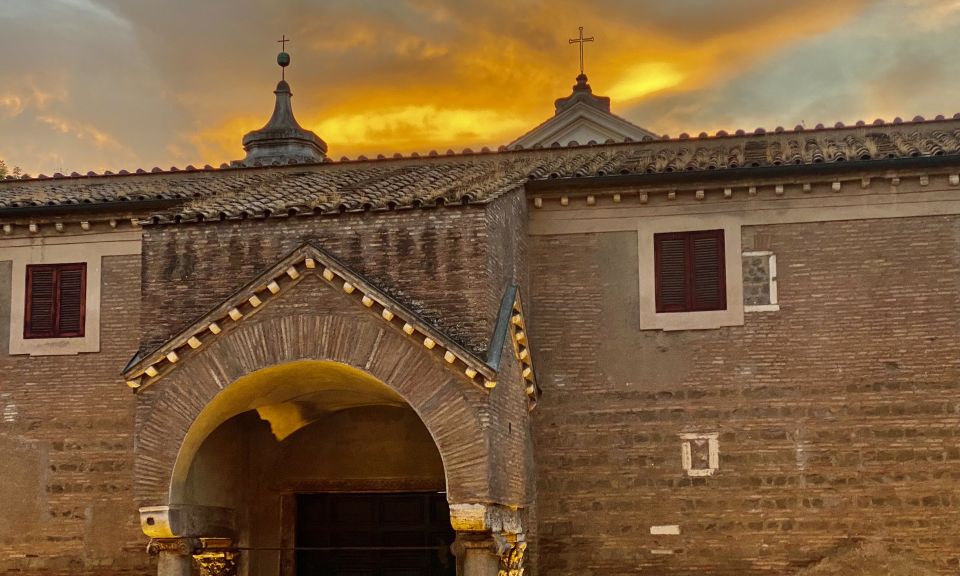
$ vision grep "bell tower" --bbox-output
[241,38,327,165]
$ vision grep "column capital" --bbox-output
[147,537,200,557]
[452,532,527,576]
[449,503,523,535]
[193,550,238,576]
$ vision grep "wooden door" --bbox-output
[295,492,456,576]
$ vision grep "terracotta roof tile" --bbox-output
[2,118,960,223]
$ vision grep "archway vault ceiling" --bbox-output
[197,359,407,442]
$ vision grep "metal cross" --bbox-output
[277,35,290,51]
[568,26,594,76]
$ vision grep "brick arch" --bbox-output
[133,313,493,507]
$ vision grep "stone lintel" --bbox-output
[140,505,236,539]
[449,503,523,535]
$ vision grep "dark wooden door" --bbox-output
[295,492,456,576]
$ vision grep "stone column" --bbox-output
[449,503,526,576]
[452,533,501,576]
[147,538,198,576]
[139,505,236,576]
[193,538,238,576]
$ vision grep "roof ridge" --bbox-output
[5,112,959,185]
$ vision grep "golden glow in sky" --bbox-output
[607,63,685,103]
[1,0,959,175]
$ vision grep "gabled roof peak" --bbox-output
[122,243,539,407]
[510,73,658,149]
[555,74,610,114]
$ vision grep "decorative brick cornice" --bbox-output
[529,168,960,210]
[508,292,540,407]
[0,217,141,237]
[124,243,510,392]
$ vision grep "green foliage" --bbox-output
[0,159,22,178]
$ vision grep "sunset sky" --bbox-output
[1,0,959,176]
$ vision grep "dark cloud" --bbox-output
[0,0,956,174]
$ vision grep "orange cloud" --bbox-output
[189,115,263,165]
[36,114,125,151]
[314,106,527,153]
[0,95,24,118]
[16,0,945,176]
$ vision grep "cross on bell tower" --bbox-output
[568,26,594,76]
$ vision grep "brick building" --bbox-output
[1,56,959,576]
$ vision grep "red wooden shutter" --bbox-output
[56,264,86,337]
[655,234,688,312]
[654,230,726,313]
[25,266,56,337]
[690,231,726,311]
[24,263,86,338]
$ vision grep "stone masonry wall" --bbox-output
[0,254,150,576]
[529,215,960,575]
[481,190,540,571]
[140,205,501,356]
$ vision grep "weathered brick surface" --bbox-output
[135,196,534,509]
[140,206,502,355]
[136,284,495,506]
[0,194,535,574]
[529,216,960,575]
[0,254,152,575]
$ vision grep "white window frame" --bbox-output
[742,250,779,312]
[2,231,140,356]
[638,218,744,331]
[680,432,719,477]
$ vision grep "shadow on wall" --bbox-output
[794,541,940,576]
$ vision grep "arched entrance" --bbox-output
[134,313,529,576]
[178,360,454,575]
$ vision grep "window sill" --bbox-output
[647,308,745,331]
[12,335,96,356]
[745,304,780,313]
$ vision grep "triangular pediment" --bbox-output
[511,101,657,149]
[123,243,539,405]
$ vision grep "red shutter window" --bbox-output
[24,263,86,338]
[654,230,726,313]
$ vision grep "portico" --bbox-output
[125,245,536,576]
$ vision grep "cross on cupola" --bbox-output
[277,35,291,80]
[568,26,594,76]
[240,36,327,165]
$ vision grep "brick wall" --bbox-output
[0,254,150,575]
[529,215,960,575]
[134,195,534,507]
[140,205,502,355]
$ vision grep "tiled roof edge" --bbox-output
[5,112,959,184]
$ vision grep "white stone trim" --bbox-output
[680,432,719,477]
[528,180,960,236]
[638,218,743,331]
[743,250,780,313]
[650,525,680,535]
[1,232,140,356]
[511,101,656,148]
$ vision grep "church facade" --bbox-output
[1,58,960,576]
